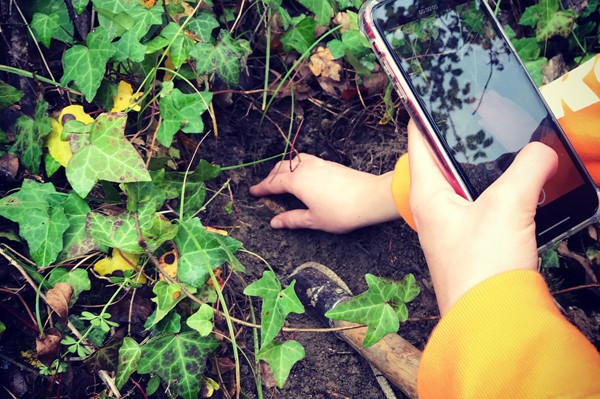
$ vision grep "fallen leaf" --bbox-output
[142,0,156,8]
[201,377,220,398]
[94,248,146,283]
[333,12,353,33]
[309,46,341,81]
[46,282,73,320]
[259,360,277,389]
[47,105,94,167]
[36,327,63,362]
[111,81,143,112]
[558,241,598,283]
[0,153,19,179]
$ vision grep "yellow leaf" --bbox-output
[158,249,178,281]
[201,377,220,397]
[111,81,143,112]
[46,105,94,167]
[141,0,156,8]
[94,249,146,283]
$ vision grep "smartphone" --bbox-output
[360,0,599,250]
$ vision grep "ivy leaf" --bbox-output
[87,201,177,254]
[190,30,252,85]
[257,340,305,388]
[91,0,138,14]
[64,113,150,198]
[31,0,74,44]
[157,88,213,147]
[147,280,186,328]
[30,12,61,48]
[186,12,220,42]
[186,303,214,336]
[536,10,576,40]
[61,26,116,102]
[116,337,141,389]
[137,331,219,399]
[325,274,420,347]
[244,271,304,346]
[175,218,242,288]
[60,192,100,259]
[0,180,68,266]
[0,81,23,109]
[48,267,91,303]
[155,22,195,68]
[10,101,52,175]
[112,3,163,62]
[297,0,332,26]
[281,17,316,54]
[72,0,90,13]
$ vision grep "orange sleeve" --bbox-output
[391,54,600,230]
[417,270,600,398]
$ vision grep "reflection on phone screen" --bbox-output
[374,0,584,202]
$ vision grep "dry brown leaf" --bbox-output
[588,224,598,241]
[0,153,19,180]
[46,282,73,320]
[36,328,63,361]
[557,241,598,283]
[259,361,277,389]
[333,12,353,33]
[309,47,341,81]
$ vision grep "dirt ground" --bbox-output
[197,95,435,399]
[197,93,600,399]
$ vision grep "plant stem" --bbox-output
[0,65,82,96]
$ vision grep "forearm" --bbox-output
[417,270,600,398]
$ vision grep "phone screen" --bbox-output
[372,0,585,204]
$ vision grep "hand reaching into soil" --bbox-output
[407,119,558,315]
[250,153,401,233]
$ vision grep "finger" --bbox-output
[407,119,455,198]
[270,209,314,230]
[485,141,558,212]
[249,175,291,196]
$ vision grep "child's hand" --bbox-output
[407,120,558,315]
[250,153,400,233]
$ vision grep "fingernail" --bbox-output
[271,219,283,229]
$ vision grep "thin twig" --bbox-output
[552,283,600,296]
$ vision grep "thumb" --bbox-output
[485,142,558,212]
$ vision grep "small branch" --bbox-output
[552,283,600,296]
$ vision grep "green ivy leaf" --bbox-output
[48,268,91,303]
[10,101,52,174]
[341,29,370,57]
[325,274,420,347]
[157,88,213,147]
[327,39,346,59]
[72,0,90,13]
[92,0,138,14]
[187,12,220,42]
[257,340,305,388]
[87,201,178,254]
[186,303,214,336]
[31,0,74,44]
[175,218,242,288]
[523,57,548,86]
[297,0,332,26]
[244,272,304,346]
[64,113,151,198]
[60,193,100,259]
[112,3,163,62]
[280,17,316,54]
[536,10,577,40]
[0,81,24,109]
[147,280,186,328]
[116,337,141,389]
[30,13,61,48]
[156,22,195,68]
[137,331,219,399]
[190,30,252,85]
[0,180,68,266]
[61,26,116,102]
